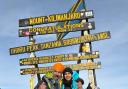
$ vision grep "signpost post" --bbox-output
[79,16,97,88]
[28,36,41,82]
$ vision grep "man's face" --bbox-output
[53,70,62,79]
[64,72,72,81]
[77,81,83,89]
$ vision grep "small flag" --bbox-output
[57,0,86,40]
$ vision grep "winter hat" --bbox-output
[63,67,73,75]
[52,63,65,72]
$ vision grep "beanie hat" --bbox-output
[52,63,65,72]
[63,67,73,75]
[76,78,84,85]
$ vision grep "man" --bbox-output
[36,62,65,89]
[51,62,65,89]
[76,78,84,89]
[52,62,65,80]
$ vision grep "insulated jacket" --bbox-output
[61,71,79,89]
[42,75,62,89]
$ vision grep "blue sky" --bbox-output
[0,0,128,89]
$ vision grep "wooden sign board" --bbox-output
[19,10,94,27]
[19,21,95,37]
[20,51,99,65]
[10,31,111,55]
[20,62,101,75]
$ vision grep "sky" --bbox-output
[0,0,128,89]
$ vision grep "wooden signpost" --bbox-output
[9,0,111,88]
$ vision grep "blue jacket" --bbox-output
[61,71,79,89]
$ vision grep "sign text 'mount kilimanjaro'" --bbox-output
[19,10,94,27]
[20,62,101,75]
[19,21,95,37]
[20,51,99,65]
[10,31,111,55]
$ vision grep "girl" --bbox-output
[62,67,79,89]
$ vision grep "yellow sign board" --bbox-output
[19,10,94,27]
[10,31,111,55]
[19,22,95,37]
[20,51,99,65]
[20,62,101,75]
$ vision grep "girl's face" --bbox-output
[77,81,83,89]
[64,72,72,81]
[39,82,47,89]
